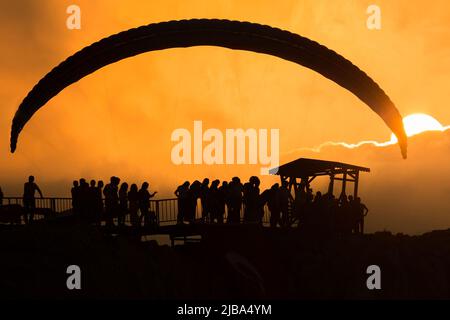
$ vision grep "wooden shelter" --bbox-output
[269,158,370,198]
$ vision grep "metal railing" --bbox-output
[1,197,271,225]
[3,197,73,213]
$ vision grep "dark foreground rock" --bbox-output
[0,222,450,299]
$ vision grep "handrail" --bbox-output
[1,196,271,225]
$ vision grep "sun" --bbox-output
[390,113,445,142]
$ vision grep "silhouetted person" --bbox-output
[306,187,314,202]
[228,177,243,224]
[243,182,251,221]
[23,175,43,224]
[78,178,90,222]
[128,184,139,227]
[200,178,210,223]
[252,177,265,224]
[208,179,221,223]
[247,176,261,223]
[71,181,80,217]
[313,191,333,235]
[278,181,292,227]
[267,183,281,227]
[294,183,307,224]
[322,192,336,234]
[337,193,351,235]
[217,181,229,224]
[347,195,358,234]
[303,187,315,228]
[104,176,120,227]
[95,180,104,225]
[88,180,99,223]
[186,180,201,223]
[175,181,190,224]
[259,187,272,224]
[139,182,157,227]
[356,197,369,234]
[118,182,129,226]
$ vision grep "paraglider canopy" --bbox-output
[9,19,407,158]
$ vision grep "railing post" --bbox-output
[156,200,160,226]
[50,198,56,212]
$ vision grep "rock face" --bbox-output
[1,222,450,299]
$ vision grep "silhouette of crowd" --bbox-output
[71,176,157,227]
[0,175,369,235]
[175,176,267,225]
[175,177,369,235]
[292,185,369,235]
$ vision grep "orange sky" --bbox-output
[1,1,450,233]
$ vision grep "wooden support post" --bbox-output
[292,177,298,193]
[342,170,347,195]
[328,171,335,195]
[300,178,307,191]
[288,176,294,193]
[354,171,360,198]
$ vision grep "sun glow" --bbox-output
[390,113,447,142]
[293,113,450,154]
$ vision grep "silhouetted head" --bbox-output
[222,181,228,187]
[190,180,201,190]
[80,178,86,186]
[271,183,279,190]
[142,182,149,190]
[183,181,190,188]
[130,184,138,193]
[73,180,79,187]
[114,177,121,186]
[90,180,96,187]
[98,180,104,188]
[109,176,115,183]
[232,177,240,183]
[250,176,260,187]
[348,195,354,201]
[212,180,220,188]
[282,181,288,188]
[28,175,35,183]
[202,178,209,186]
[120,183,128,192]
